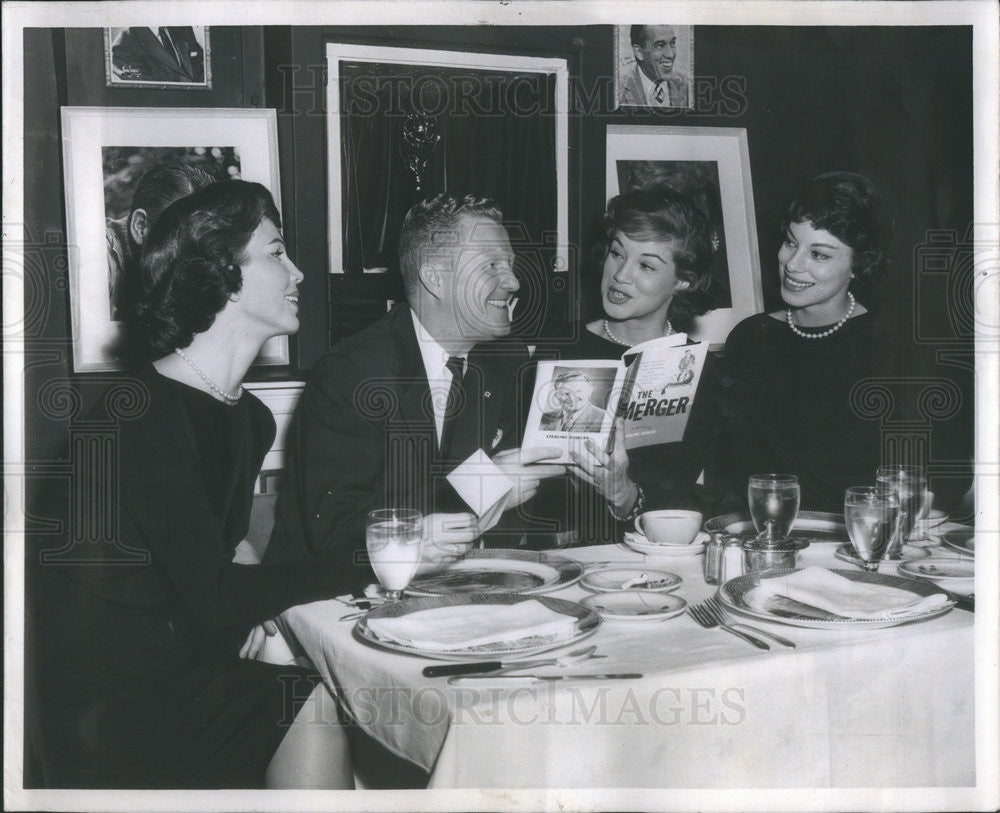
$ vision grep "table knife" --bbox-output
[423,655,606,678]
[448,673,643,684]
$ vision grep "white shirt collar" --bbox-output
[411,309,465,445]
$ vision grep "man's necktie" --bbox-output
[439,355,466,458]
[654,82,666,104]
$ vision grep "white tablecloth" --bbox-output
[279,540,975,789]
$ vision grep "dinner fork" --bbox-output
[688,602,770,650]
[704,597,796,648]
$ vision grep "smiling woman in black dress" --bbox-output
[711,171,894,512]
[28,181,354,788]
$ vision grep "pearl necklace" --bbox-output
[173,347,244,404]
[786,292,856,339]
[603,318,673,348]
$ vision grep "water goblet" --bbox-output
[748,474,801,544]
[875,465,928,559]
[844,486,900,573]
[365,508,423,602]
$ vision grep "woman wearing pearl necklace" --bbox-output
[30,181,354,789]
[712,171,894,513]
[528,188,721,546]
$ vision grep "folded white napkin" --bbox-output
[754,566,950,619]
[366,599,578,651]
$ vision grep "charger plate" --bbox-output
[407,549,583,596]
[704,510,847,544]
[718,568,954,630]
[354,593,600,661]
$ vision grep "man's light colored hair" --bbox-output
[398,193,504,298]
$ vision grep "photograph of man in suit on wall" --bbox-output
[104,26,211,89]
[615,24,694,109]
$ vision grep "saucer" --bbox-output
[580,591,687,622]
[581,566,682,593]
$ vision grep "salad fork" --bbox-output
[704,597,796,648]
[688,602,770,650]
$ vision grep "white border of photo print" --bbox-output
[60,106,287,371]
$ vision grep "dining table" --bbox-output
[275,528,976,789]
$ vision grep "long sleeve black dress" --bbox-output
[710,311,885,513]
[27,367,349,788]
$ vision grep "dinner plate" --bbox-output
[941,528,975,557]
[834,543,930,568]
[354,593,600,661]
[704,510,847,545]
[406,549,584,596]
[717,568,953,630]
[581,591,687,622]
[622,532,706,558]
[581,566,682,593]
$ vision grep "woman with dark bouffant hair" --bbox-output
[530,188,722,545]
[30,180,353,789]
[712,171,894,512]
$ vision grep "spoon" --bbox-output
[423,645,600,678]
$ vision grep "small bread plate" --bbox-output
[622,531,706,558]
[354,593,600,661]
[941,528,975,557]
[898,557,975,596]
[834,543,930,568]
[704,510,847,545]
[717,568,954,630]
[581,566,682,593]
[581,591,687,622]
[407,549,583,596]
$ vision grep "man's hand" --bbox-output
[490,447,565,508]
[416,512,480,574]
[239,619,278,660]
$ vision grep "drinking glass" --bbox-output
[365,508,423,602]
[844,486,900,573]
[748,474,801,544]
[875,465,927,559]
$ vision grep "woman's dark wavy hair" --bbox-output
[132,180,281,360]
[782,171,893,286]
[601,188,715,332]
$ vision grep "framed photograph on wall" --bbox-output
[61,106,285,372]
[325,42,568,339]
[614,25,694,110]
[104,27,212,89]
[606,125,762,348]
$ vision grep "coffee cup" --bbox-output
[634,509,703,546]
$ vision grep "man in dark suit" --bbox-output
[539,371,609,433]
[111,26,205,84]
[266,193,563,577]
[619,25,689,108]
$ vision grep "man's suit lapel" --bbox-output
[390,308,437,443]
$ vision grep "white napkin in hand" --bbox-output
[366,599,577,651]
[755,566,950,619]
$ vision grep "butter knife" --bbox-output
[449,673,642,685]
